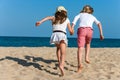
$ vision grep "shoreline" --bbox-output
[0,47,120,80]
[1,46,120,48]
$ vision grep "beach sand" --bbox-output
[0,47,120,80]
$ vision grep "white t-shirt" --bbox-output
[72,13,100,29]
[52,18,70,33]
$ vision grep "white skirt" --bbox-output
[50,32,68,45]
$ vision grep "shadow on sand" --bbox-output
[3,56,59,76]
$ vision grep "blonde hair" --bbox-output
[81,5,94,14]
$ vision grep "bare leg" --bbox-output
[77,47,84,73]
[56,44,61,65]
[85,43,90,64]
[59,40,66,76]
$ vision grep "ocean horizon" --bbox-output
[0,36,120,48]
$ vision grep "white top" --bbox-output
[52,18,70,33]
[72,13,100,28]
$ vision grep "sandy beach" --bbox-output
[0,47,120,80]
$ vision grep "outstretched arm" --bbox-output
[97,23,104,40]
[35,16,54,26]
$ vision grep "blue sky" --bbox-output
[0,0,120,39]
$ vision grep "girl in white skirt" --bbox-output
[36,6,74,76]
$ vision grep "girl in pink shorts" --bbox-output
[72,5,104,73]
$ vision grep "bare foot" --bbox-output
[85,60,90,64]
[59,65,64,76]
[77,66,83,73]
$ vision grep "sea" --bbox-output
[0,36,120,48]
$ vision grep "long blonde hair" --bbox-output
[80,5,94,14]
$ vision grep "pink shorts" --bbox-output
[77,27,93,47]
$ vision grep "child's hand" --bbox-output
[70,29,74,35]
[70,33,74,35]
[100,35,104,40]
[35,22,41,26]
